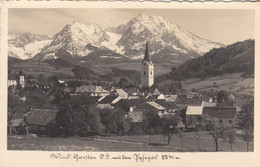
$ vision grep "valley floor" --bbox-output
[8,131,253,152]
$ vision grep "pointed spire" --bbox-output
[144,41,151,62]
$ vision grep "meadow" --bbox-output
[181,73,254,95]
[8,131,253,152]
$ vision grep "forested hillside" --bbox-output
[159,40,254,81]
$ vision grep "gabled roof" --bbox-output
[149,87,160,95]
[135,101,166,111]
[10,119,24,127]
[165,95,178,102]
[115,89,128,98]
[186,106,203,115]
[135,102,158,112]
[11,107,29,119]
[156,100,178,110]
[25,109,59,126]
[157,94,165,100]
[110,86,116,92]
[175,97,202,106]
[76,85,109,94]
[111,96,122,104]
[98,95,118,104]
[147,101,166,110]
[112,99,131,112]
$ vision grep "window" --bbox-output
[229,120,232,124]
[219,120,222,123]
[144,71,146,75]
[150,71,152,75]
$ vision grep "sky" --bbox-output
[8,9,255,45]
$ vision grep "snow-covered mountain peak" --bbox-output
[8,32,52,60]
[9,15,224,63]
[9,32,52,47]
[116,14,224,57]
[129,14,179,35]
[37,21,120,59]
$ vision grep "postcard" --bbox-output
[0,1,260,167]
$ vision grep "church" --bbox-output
[141,41,154,88]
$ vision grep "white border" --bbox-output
[1,1,260,167]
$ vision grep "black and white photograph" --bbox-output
[5,6,255,153]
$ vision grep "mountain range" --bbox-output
[9,14,224,65]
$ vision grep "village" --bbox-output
[8,42,253,152]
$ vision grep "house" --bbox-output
[115,89,128,99]
[58,80,65,84]
[157,94,165,100]
[149,87,161,96]
[201,101,217,107]
[128,101,165,123]
[10,119,26,134]
[185,106,203,128]
[134,101,166,113]
[175,96,202,108]
[24,109,59,135]
[8,73,25,88]
[75,85,109,96]
[128,112,143,123]
[156,100,178,112]
[127,98,146,112]
[202,106,237,127]
[144,93,156,101]
[28,79,39,87]
[186,92,202,99]
[9,108,29,135]
[8,75,17,87]
[97,95,121,109]
[165,94,178,102]
[147,101,166,111]
[124,88,140,99]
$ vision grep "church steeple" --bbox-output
[141,41,154,88]
[144,41,151,62]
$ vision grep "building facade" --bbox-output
[8,74,25,88]
[141,41,154,88]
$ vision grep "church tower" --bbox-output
[141,41,154,88]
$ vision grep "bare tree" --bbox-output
[237,100,254,152]
[203,115,228,152]
[160,113,182,145]
[223,128,236,151]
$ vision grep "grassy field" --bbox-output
[181,73,254,95]
[8,131,253,152]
